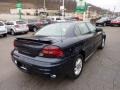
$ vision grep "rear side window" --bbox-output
[86,23,96,32]
[16,21,26,24]
[78,23,90,35]
[0,22,4,26]
[74,25,81,36]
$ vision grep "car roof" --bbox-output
[7,20,25,22]
[55,21,90,25]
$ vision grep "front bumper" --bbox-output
[11,50,73,76]
[96,23,104,26]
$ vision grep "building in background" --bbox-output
[0,0,115,19]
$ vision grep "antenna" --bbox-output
[61,27,63,42]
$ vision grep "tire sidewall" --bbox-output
[98,38,105,49]
[68,55,84,79]
[11,30,15,35]
[33,27,37,32]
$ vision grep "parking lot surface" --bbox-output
[0,27,120,90]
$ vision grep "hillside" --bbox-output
[0,0,76,13]
[0,0,110,14]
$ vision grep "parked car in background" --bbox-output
[11,21,106,79]
[0,21,7,37]
[47,16,65,23]
[111,17,120,26]
[96,17,111,26]
[6,20,29,35]
[27,19,50,32]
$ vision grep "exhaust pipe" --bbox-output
[50,74,56,79]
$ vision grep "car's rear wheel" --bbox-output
[98,38,105,49]
[68,55,83,79]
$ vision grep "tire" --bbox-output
[33,27,37,32]
[111,24,114,27]
[2,33,7,37]
[98,38,105,49]
[11,30,15,35]
[24,31,28,34]
[68,55,83,79]
[103,23,106,27]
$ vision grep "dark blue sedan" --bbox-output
[11,21,106,79]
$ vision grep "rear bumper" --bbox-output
[14,28,29,33]
[0,30,7,35]
[11,50,73,76]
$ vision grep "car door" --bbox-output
[86,22,103,49]
[77,23,95,58]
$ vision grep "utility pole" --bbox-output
[44,0,46,9]
[113,6,116,17]
[62,0,65,16]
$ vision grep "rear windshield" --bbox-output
[114,17,120,20]
[28,20,38,23]
[16,21,26,24]
[35,23,71,36]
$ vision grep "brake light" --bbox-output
[41,45,64,58]
[15,25,20,28]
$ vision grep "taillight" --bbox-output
[41,45,64,58]
[15,25,20,28]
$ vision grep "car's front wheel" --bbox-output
[68,56,83,79]
[103,23,106,26]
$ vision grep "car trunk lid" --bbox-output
[14,36,53,57]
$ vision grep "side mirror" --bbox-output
[96,28,103,32]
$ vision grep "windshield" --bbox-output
[16,21,26,24]
[35,23,71,36]
[99,17,108,21]
[28,20,38,23]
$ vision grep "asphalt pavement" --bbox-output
[0,27,120,90]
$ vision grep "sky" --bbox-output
[86,0,120,12]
